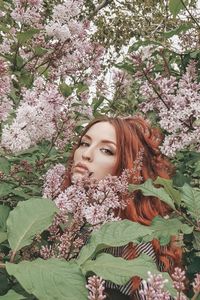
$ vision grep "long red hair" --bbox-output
[62,115,182,293]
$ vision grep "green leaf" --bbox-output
[193,231,200,251]
[169,0,186,17]
[129,179,175,209]
[7,198,58,252]
[59,83,73,97]
[162,23,193,38]
[0,269,10,295]
[77,220,153,265]
[82,253,176,296]
[34,46,48,56]
[154,177,181,206]
[6,259,88,300]
[180,184,200,221]
[0,205,10,231]
[0,157,10,175]
[0,183,14,197]
[129,39,162,52]
[146,216,193,245]
[0,289,25,300]
[17,29,40,44]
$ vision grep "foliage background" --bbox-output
[0,0,200,299]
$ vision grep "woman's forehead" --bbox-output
[83,121,117,144]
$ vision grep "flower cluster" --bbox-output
[41,171,131,259]
[137,59,200,156]
[11,0,44,27]
[54,172,130,227]
[86,276,106,300]
[43,164,66,199]
[140,268,190,300]
[0,59,13,122]
[1,78,75,152]
[140,272,170,300]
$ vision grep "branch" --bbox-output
[90,0,113,18]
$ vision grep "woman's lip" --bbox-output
[74,166,89,173]
[74,163,89,173]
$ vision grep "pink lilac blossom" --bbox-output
[54,172,130,227]
[86,276,106,300]
[139,272,170,300]
[138,60,200,156]
[171,267,187,300]
[1,79,75,152]
[192,273,200,294]
[0,59,13,122]
[11,0,43,27]
[43,164,66,199]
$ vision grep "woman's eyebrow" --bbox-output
[82,135,116,146]
[82,134,91,140]
[101,139,116,146]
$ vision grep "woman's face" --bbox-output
[72,122,117,181]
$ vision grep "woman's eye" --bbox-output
[101,148,113,155]
[80,141,89,147]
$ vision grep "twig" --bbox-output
[180,0,200,29]
[90,0,113,18]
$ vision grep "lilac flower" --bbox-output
[139,272,170,300]
[43,164,66,199]
[1,79,75,152]
[192,273,200,294]
[54,172,130,228]
[137,59,200,156]
[86,276,106,300]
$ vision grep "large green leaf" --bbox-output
[129,179,175,209]
[145,216,193,245]
[180,184,200,221]
[6,259,88,300]
[77,220,153,265]
[169,0,186,17]
[0,289,25,300]
[154,177,181,206]
[7,198,58,253]
[82,253,176,296]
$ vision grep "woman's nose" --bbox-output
[82,147,93,161]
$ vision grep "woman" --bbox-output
[62,115,182,300]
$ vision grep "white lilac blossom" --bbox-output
[86,276,106,300]
[138,61,200,156]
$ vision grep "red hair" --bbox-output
[62,115,182,293]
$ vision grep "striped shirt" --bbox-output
[104,242,172,300]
